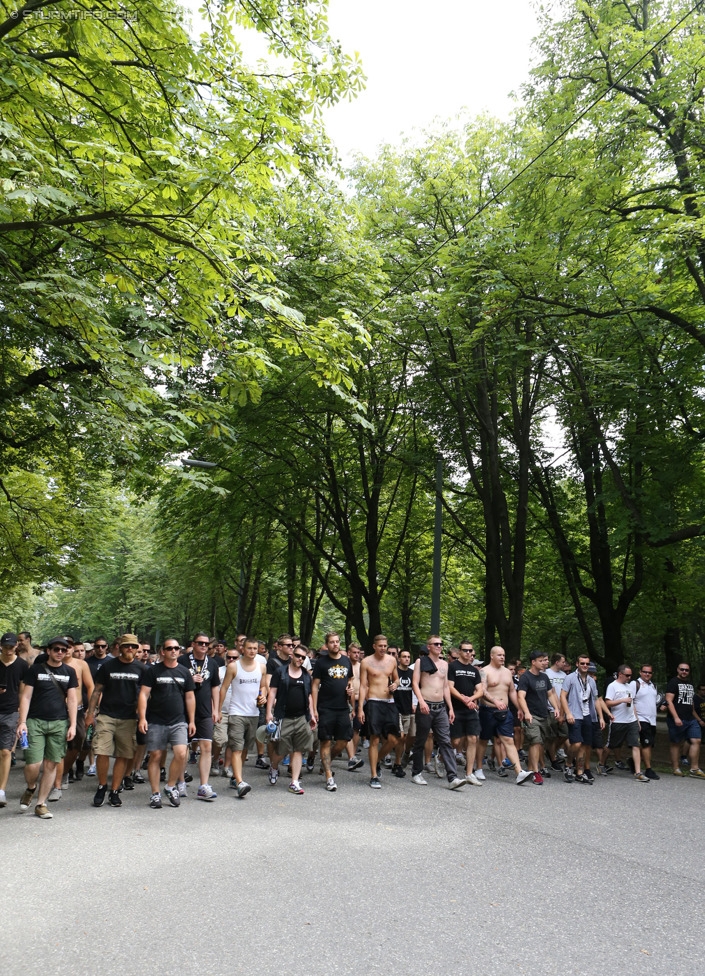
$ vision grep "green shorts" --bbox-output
[522,716,550,746]
[25,717,69,764]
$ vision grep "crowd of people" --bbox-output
[1,627,704,818]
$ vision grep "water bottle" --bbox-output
[85,724,94,743]
[265,720,278,735]
[19,729,28,750]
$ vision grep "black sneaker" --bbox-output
[255,757,270,770]
[75,759,85,780]
[122,776,135,791]
[644,767,660,780]
[108,790,122,807]
[392,764,406,778]
[132,770,145,784]
[93,785,108,807]
[583,768,595,783]
[183,771,193,783]
[160,767,166,782]
[550,759,564,771]
[347,757,364,771]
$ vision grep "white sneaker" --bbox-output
[177,781,188,798]
[411,773,427,785]
[222,766,233,778]
[210,764,220,776]
[326,777,337,792]
[0,789,6,807]
[465,772,482,786]
[434,755,445,778]
[86,763,97,776]
[474,768,486,782]
[446,777,465,790]
[61,775,69,790]
[47,787,62,802]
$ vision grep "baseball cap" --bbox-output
[0,632,18,646]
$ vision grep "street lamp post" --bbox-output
[430,456,443,635]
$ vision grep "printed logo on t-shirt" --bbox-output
[328,664,349,679]
[157,675,184,685]
[38,673,69,684]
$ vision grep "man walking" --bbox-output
[516,651,561,785]
[410,637,465,790]
[311,631,354,792]
[266,646,317,794]
[218,637,267,797]
[179,632,221,801]
[0,633,29,806]
[357,635,401,789]
[604,666,649,783]
[666,663,704,778]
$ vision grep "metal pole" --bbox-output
[430,456,443,634]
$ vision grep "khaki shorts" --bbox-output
[213,719,228,749]
[276,715,314,755]
[227,714,258,752]
[400,713,416,738]
[93,715,137,759]
[522,716,550,746]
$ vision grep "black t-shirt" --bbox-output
[394,667,414,715]
[517,670,552,719]
[667,677,695,721]
[25,662,78,721]
[271,669,308,718]
[448,662,482,712]
[694,694,705,725]
[267,654,290,677]
[87,655,110,681]
[312,654,353,711]
[178,653,221,720]
[142,663,195,725]
[95,658,145,720]
[0,656,30,714]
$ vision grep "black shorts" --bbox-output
[639,721,656,748]
[317,709,353,743]
[192,717,214,742]
[365,700,401,739]
[450,710,481,739]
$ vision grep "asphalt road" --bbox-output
[3,758,703,976]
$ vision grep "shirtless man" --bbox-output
[218,638,267,797]
[477,646,533,785]
[16,632,39,666]
[50,637,95,800]
[357,635,401,789]
[410,636,465,790]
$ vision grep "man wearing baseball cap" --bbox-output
[0,633,30,807]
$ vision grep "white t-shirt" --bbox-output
[633,678,658,725]
[547,667,565,715]
[606,680,637,723]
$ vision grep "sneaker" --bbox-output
[325,777,337,792]
[149,792,162,809]
[392,764,406,778]
[680,756,690,767]
[486,757,496,770]
[236,781,251,798]
[93,784,108,807]
[423,761,434,773]
[583,768,595,783]
[183,771,193,783]
[34,803,53,819]
[86,763,97,777]
[177,781,188,798]
[644,768,660,780]
[575,772,594,785]
[557,748,567,760]
[108,790,122,806]
[189,750,198,765]
[47,787,62,802]
[411,773,427,785]
[0,789,6,807]
[19,786,36,811]
[597,764,608,776]
[306,755,315,773]
[347,757,364,771]
[464,772,482,787]
[132,770,145,784]
[634,772,650,783]
[210,763,220,776]
[288,781,304,794]
[383,755,393,768]
[539,767,552,779]
[532,772,543,785]
[369,777,382,789]
[222,766,233,779]
[163,785,180,807]
[673,768,685,776]
[497,766,508,777]
[564,767,575,783]
[689,768,705,779]
[122,776,135,791]
[197,784,217,801]
[614,760,628,770]
[474,768,486,782]
[550,759,564,771]
[268,767,279,786]
[255,756,270,770]
[502,757,513,768]
[75,760,85,780]
[434,755,445,778]
[446,777,465,790]
[516,770,533,785]
[603,763,614,773]
[61,775,69,790]
[517,749,528,760]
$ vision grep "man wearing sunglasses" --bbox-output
[218,637,267,797]
[17,637,78,819]
[0,633,29,808]
[666,663,704,777]
[411,636,465,790]
[179,633,221,801]
[267,647,317,794]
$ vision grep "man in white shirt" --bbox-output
[604,666,649,783]
[218,639,266,798]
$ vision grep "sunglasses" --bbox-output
[293,653,306,661]
[226,656,238,661]
[163,645,180,651]
[193,640,209,646]
[49,646,68,652]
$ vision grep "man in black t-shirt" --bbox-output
[311,631,353,792]
[86,635,145,808]
[17,637,78,819]
[0,633,29,807]
[138,640,196,808]
[517,651,561,785]
[267,647,317,794]
[265,635,295,768]
[179,632,221,801]
[666,663,704,777]
[392,649,415,776]
[448,641,484,786]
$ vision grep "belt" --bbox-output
[427,701,446,711]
